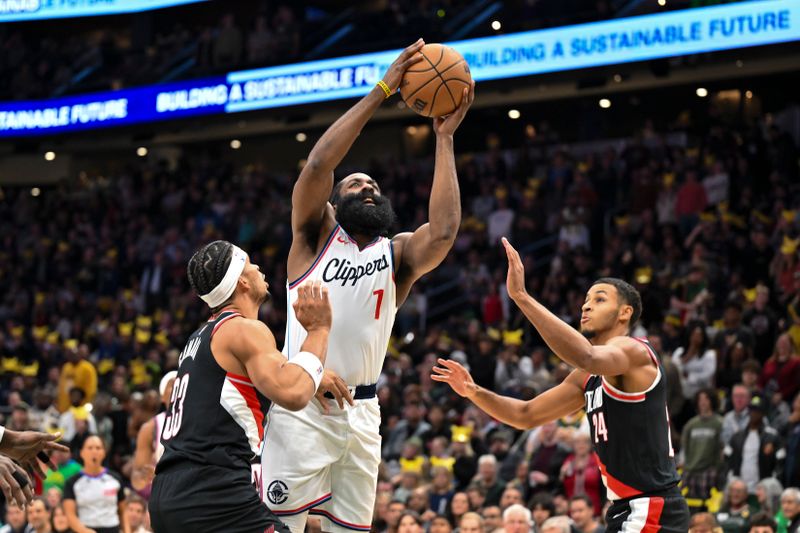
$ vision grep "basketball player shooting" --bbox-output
[432,238,690,533]
[260,39,474,533]
[150,241,332,533]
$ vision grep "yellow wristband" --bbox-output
[377,80,392,99]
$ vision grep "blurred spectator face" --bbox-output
[781,492,799,519]
[697,391,713,415]
[732,386,750,412]
[451,492,469,517]
[478,459,497,483]
[387,502,406,528]
[729,481,748,506]
[12,405,29,428]
[35,389,53,409]
[69,387,86,407]
[430,437,448,457]
[52,506,70,531]
[532,503,552,527]
[774,334,793,362]
[428,405,445,426]
[47,487,63,509]
[459,514,484,533]
[742,369,759,390]
[401,471,419,489]
[5,504,26,529]
[7,391,22,408]
[688,512,719,533]
[750,526,775,533]
[403,403,423,424]
[553,494,569,515]
[503,507,530,533]
[430,516,453,533]
[408,488,428,513]
[540,421,558,443]
[27,499,49,529]
[572,432,592,456]
[398,514,423,533]
[569,498,594,529]
[499,487,522,509]
[126,500,146,529]
[481,506,502,531]
[467,486,485,509]
[431,466,451,491]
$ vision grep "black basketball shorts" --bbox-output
[150,463,290,533]
[605,486,690,533]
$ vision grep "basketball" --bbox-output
[400,43,472,118]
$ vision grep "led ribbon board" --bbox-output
[1,0,797,137]
[0,0,207,22]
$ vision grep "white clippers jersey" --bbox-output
[284,225,397,386]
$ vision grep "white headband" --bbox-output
[200,245,248,308]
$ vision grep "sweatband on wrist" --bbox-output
[288,351,324,391]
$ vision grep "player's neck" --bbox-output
[222,297,259,320]
[590,326,628,345]
[350,232,378,249]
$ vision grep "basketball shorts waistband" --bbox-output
[323,383,376,400]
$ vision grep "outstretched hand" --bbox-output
[381,39,426,93]
[433,80,475,137]
[1,429,69,480]
[502,237,527,301]
[431,358,477,398]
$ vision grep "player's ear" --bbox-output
[619,304,633,322]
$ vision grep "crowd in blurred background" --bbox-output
[0,86,799,532]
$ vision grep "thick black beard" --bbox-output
[335,190,396,238]
[581,329,597,340]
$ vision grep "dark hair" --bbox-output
[330,180,345,206]
[398,511,423,527]
[686,320,710,352]
[528,492,555,514]
[592,277,642,330]
[187,240,234,313]
[747,511,777,531]
[569,495,594,509]
[695,387,720,412]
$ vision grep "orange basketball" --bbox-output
[400,44,472,118]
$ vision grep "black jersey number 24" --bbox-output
[162,374,190,441]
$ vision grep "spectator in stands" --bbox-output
[673,321,717,402]
[529,493,555,532]
[56,342,97,412]
[429,465,455,516]
[560,432,602,516]
[526,422,569,495]
[446,492,469,528]
[761,334,800,402]
[459,512,485,533]
[429,515,452,533]
[689,512,722,533]
[717,478,758,533]
[726,396,785,492]
[385,402,431,460]
[502,504,531,533]
[384,500,406,533]
[569,495,604,533]
[724,385,753,445]
[480,506,502,532]
[755,478,785,518]
[125,496,150,533]
[49,505,70,533]
[675,169,708,233]
[213,13,242,68]
[747,512,778,533]
[499,486,523,510]
[540,516,571,533]
[472,455,505,507]
[776,487,800,533]
[0,503,30,533]
[27,497,51,533]
[682,388,724,511]
[397,511,424,533]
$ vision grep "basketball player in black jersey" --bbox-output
[150,241,334,533]
[433,239,690,533]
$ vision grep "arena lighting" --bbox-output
[1,0,798,138]
[658,0,667,6]
[696,87,709,97]
[599,98,612,108]
[230,139,242,149]
[30,187,40,197]
[136,147,148,157]
[295,132,307,142]
[44,151,55,161]
[613,74,623,83]
[745,90,753,99]
[508,109,521,119]
[0,0,208,22]
[491,20,502,31]
[406,126,418,135]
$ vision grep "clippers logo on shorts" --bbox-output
[321,256,389,287]
[267,480,289,505]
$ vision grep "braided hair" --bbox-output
[187,240,235,314]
